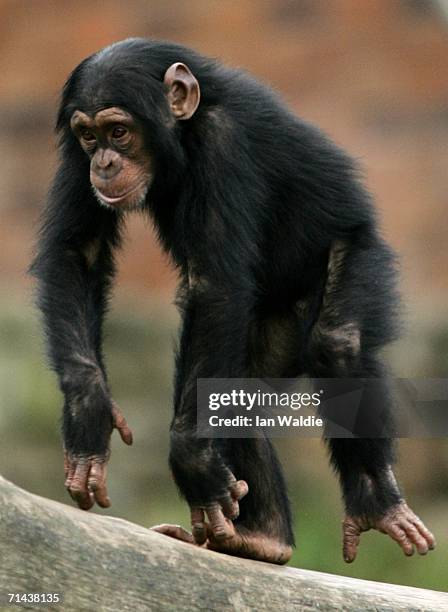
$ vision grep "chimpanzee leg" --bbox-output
[208,437,294,562]
[157,434,294,564]
[153,294,294,564]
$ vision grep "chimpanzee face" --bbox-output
[70,62,201,210]
[70,107,152,210]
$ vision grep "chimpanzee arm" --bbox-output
[31,163,132,510]
[308,236,436,561]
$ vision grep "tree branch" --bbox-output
[0,476,446,611]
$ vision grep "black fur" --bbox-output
[31,38,403,545]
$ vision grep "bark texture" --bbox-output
[0,476,446,611]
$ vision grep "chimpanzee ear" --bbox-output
[163,62,200,120]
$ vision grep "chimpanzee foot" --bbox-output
[205,525,292,564]
[342,501,436,563]
[152,477,291,564]
[189,478,249,543]
[152,477,247,543]
[152,522,292,565]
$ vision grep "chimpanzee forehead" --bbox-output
[70,107,133,129]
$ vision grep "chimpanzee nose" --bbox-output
[92,149,122,179]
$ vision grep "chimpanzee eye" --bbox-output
[112,126,128,139]
[81,129,96,142]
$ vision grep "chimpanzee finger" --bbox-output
[69,461,94,510]
[399,519,429,555]
[151,524,195,544]
[385,524,414,556]
[411,516,436,550]
[190,507,207,544]
[63,450,70,479]
[88,460,111,508]
[229,479,249,501]
[399,521,428,555]
[342,518,361,563]
[206,504,235,540]
[112,403,133,445]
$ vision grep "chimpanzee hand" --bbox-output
[342,501,436,563]
[63,403,133,510]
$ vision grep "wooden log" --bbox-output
[0,475,446,611]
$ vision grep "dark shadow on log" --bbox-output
[0,476,447,611]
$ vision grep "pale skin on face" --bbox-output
[69,61,201,210]
[70,107,135,131]
[70,107,153,209]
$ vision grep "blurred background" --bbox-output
[0,0,447,592]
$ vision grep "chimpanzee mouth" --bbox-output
[92,181,149,211]
[94,185,140,204]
